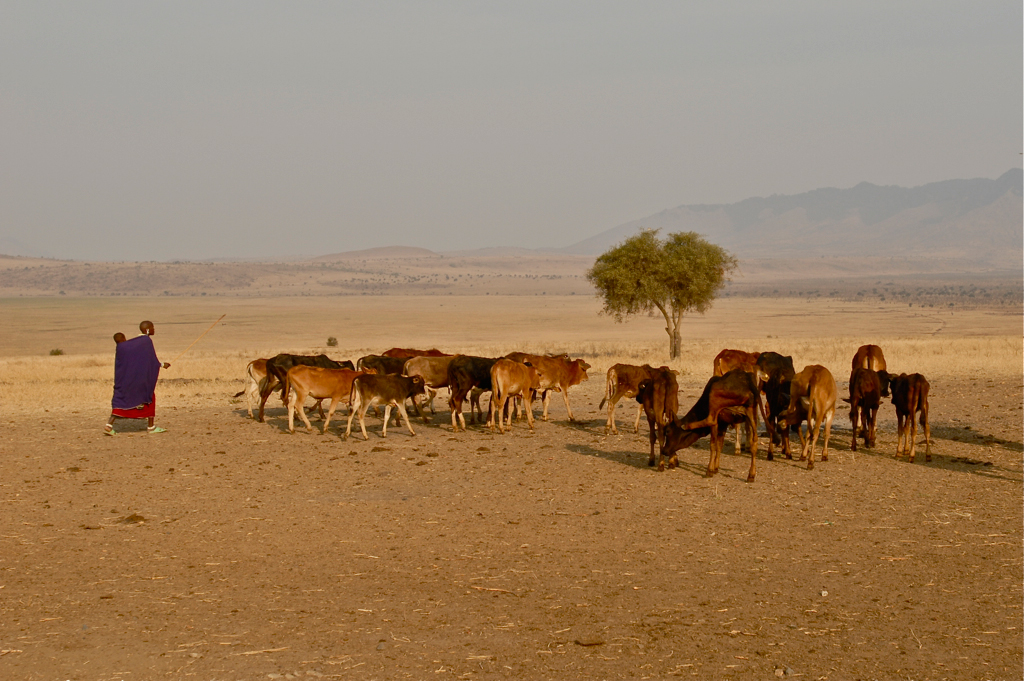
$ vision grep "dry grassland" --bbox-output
[0,294,1019,415]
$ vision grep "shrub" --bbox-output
[326,337,338,347]
[49,349,64,356]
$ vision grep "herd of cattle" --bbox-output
[235,344,932,481]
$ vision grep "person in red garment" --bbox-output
[104,321,171,435]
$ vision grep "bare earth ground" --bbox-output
[1,295,1021,681]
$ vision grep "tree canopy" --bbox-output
[585,230,737,358]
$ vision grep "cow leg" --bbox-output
[380,404,393,438]
[395,402,416,437]
[647,415,659,468]
[604,395,618,434]
[821,407,834,462]
[634,403,644,434]
[541,390,552,421]
[287,389,299,433]
[706,420,720,477]
[561,389,575,422]
[866,406,877,448]
[524,391,536,433]
[895,413,906,459]
[849,402,859,451]
[344,394,362,440]
[807,408,825,470]
[297,391,316,433]
[322,398,341,435]
[921,400,931,462]
[257,375,277,423]
[746,410,758,482]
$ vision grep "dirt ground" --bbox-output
[2,368,1021,680]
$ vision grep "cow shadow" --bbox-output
[565,439,739,479]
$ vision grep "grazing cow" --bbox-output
[447,355,499,431]
[599,364,670,435]
[852,345,887,372]
[779,365,837,469]
[258,354,354,422]
[285,366,374,434]
[344,374,426,440]
[356,354,408,375]
[381,347,449,359]
[842,368,893,451]
[660,369,763,480]
[634,368,680,471]
[488,359,542,434]
[402,355,456,421]
[504,352,591,421]
[889,373,931,463]
[756,352,796,459]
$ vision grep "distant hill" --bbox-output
[311,246,438,261]
[563,169,1023,269]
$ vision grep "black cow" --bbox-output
[635,368,680,471]
[258,354,354,422]
[447,355,499,432]
[356,354,408,375]
[756,351,795,459]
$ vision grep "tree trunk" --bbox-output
[667,324,682,359]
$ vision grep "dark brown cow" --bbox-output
[635,368,680,471]
[599,364,671,435]
[285,366,374,434]
[842,368,893,451]
[756,352,796,459]
[504,352,590,421]
[344,375,426,440]
[889,373,931,463]
[447,356,499,432]
[488,359,542,434]
[381,347,450,359]
[402,355,456,421]
[779,365,837,469]
[664,369,763,480]
[356,354,408,375]
[852,345,887,372]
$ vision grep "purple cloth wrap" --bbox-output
[112,335,162,410]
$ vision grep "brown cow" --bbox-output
[890,373,931,463]
[852,345,887,372]
[402,355,456,421]
[843,368,893,451]
[488,359,542,434]
[713,349,760,377]
[446,356,499,432]
[381,347,450,359]
[635,368,680,471]
[505,352,590,421]
[779,365,837,469]
[599,364,672,435]
[285,366,374,434]
[662,369,763,480]
[344,375,426,440]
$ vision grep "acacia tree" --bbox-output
[586,229,737,359]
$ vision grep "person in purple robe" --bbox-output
[105,320,171,435]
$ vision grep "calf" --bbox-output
[713,349,760,377]
[402,355,456,421]
[599,364,670,434]
[258,354,354,422]
[756,351,796,459]
[344,374,426,440]
[285,366,374,434]
[447,355,499,432]
[852,344,887,372]
[488,359,542,434]
[661,369,763,481]
[235,358,269,419]
[779,365,837,469]
[634,368,680,471]
[889,373,931,463]
[505,352,591,421]
[843,368,892,451]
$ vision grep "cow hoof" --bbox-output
[747,474,756,483]
[647,459,656,468]
[766,453,774,461]
[807,461,814,470]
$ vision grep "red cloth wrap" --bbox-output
[111,393,156,419]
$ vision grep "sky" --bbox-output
[1,1,1020,261]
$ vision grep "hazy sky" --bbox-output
[1,1,1020,261]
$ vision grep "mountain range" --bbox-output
[561,169,1022,270]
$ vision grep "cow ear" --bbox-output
[841,397,851,404]
[671,370,680,376]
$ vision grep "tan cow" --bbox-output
[285,366,375,434]
[504,353,591,421]
[713,349,761,377]
[402,355,456,421]
[345,375,426,440]
[852,345,886,372]
[779,365,837,469]
[599,364,671,434]
[488,359,542,434]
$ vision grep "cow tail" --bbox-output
[599,367,616,410]
[280,372,291,406]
